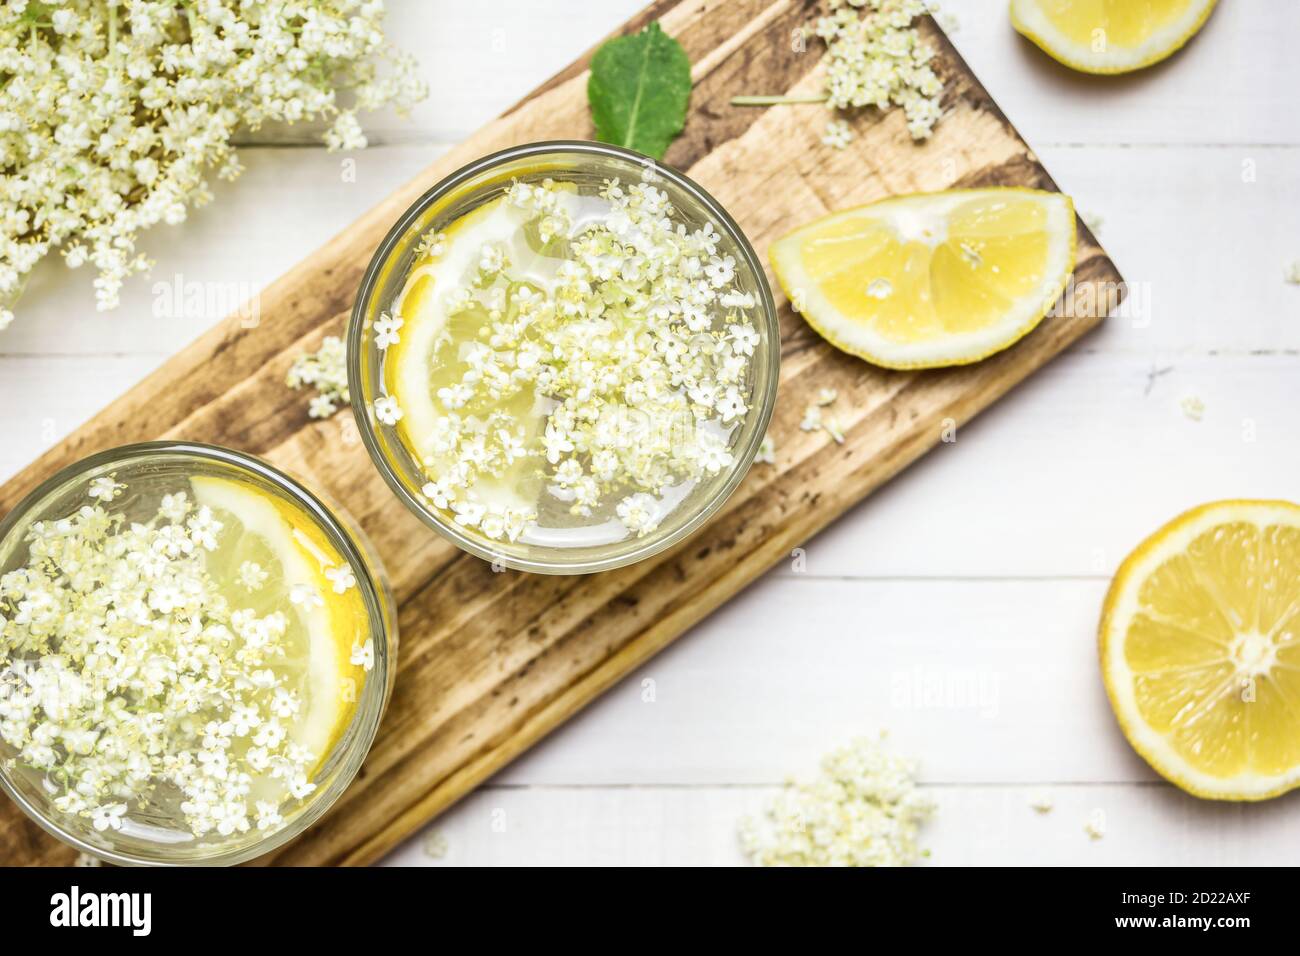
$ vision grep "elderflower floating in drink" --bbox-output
[351,143,778,573]
[0,443,396,865]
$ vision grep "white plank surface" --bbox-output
[2,0,1298,866]
[380,782,1300,867]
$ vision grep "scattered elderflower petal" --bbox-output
[756,434,777,465]
[822,119,855,149]
[374,312,404,350]
[1084,812,1106,840]
[238,561,269,592]
[1028,792,1054,814]
[350,639,375,672]
[823,416,847,444]
[422,828,450,859]
[738,736,935,867]
[928,1,960,34]
[325,565,357,594]
[88,475,124,502]
[1284,260,1300,285]
[816,388,838,406]
[800,404,824,432]
[374,396,404,426]
[288,336,349,418]
[290,584,324,610]
[616,493,663,537]
[414,232,448,259]
[1180,395,1205,422]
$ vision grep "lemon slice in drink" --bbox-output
[1100,500,1300,800]
[769,188,1075,370]
[382,190,580,515]
[191,476,367,774]
[1011,0,1218,75]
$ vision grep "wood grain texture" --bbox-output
[0,0,1123,865]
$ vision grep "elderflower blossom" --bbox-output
[287,335,349,418]
[0,479,325,840]
[815,0,946,141]
[0,1,427,323]
[390,178,762,542]
[738,736,935,866]
[822,119,855,150]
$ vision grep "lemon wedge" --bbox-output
[191,475,367,774]
[1100,500,1300,800]
[769,188,1075,369]
[1011,0,1217,74]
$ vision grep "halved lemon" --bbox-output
[1100,500,1300,800]
[1011,0,1218,75]
[769,188,1076,370]
[191,476,367,774]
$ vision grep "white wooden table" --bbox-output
[3,0,1298,866]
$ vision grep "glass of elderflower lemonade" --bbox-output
[350,141,779,574]
[0,442,396,865]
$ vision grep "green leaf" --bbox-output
[587,22,691,161]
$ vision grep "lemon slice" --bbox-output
[383,191,580,514]
[1100,500,1300,800]
[385,195,518,465]
[1011,0,1217,74]
[191,476,367,774]
[769,188,1075,370]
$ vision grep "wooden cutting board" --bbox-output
[1,0,1122,865]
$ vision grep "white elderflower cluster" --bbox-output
[394,178,760,542]
[0,481,318,840]
[739,736,935,866]
[287,335,349,418]
[821,119,854,150]
[815,0,945,141]
[0,1,426,325]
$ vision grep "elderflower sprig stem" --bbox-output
[729,94,830,106]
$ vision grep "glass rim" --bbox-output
[0,440,394,866]
[348,139,780,575]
